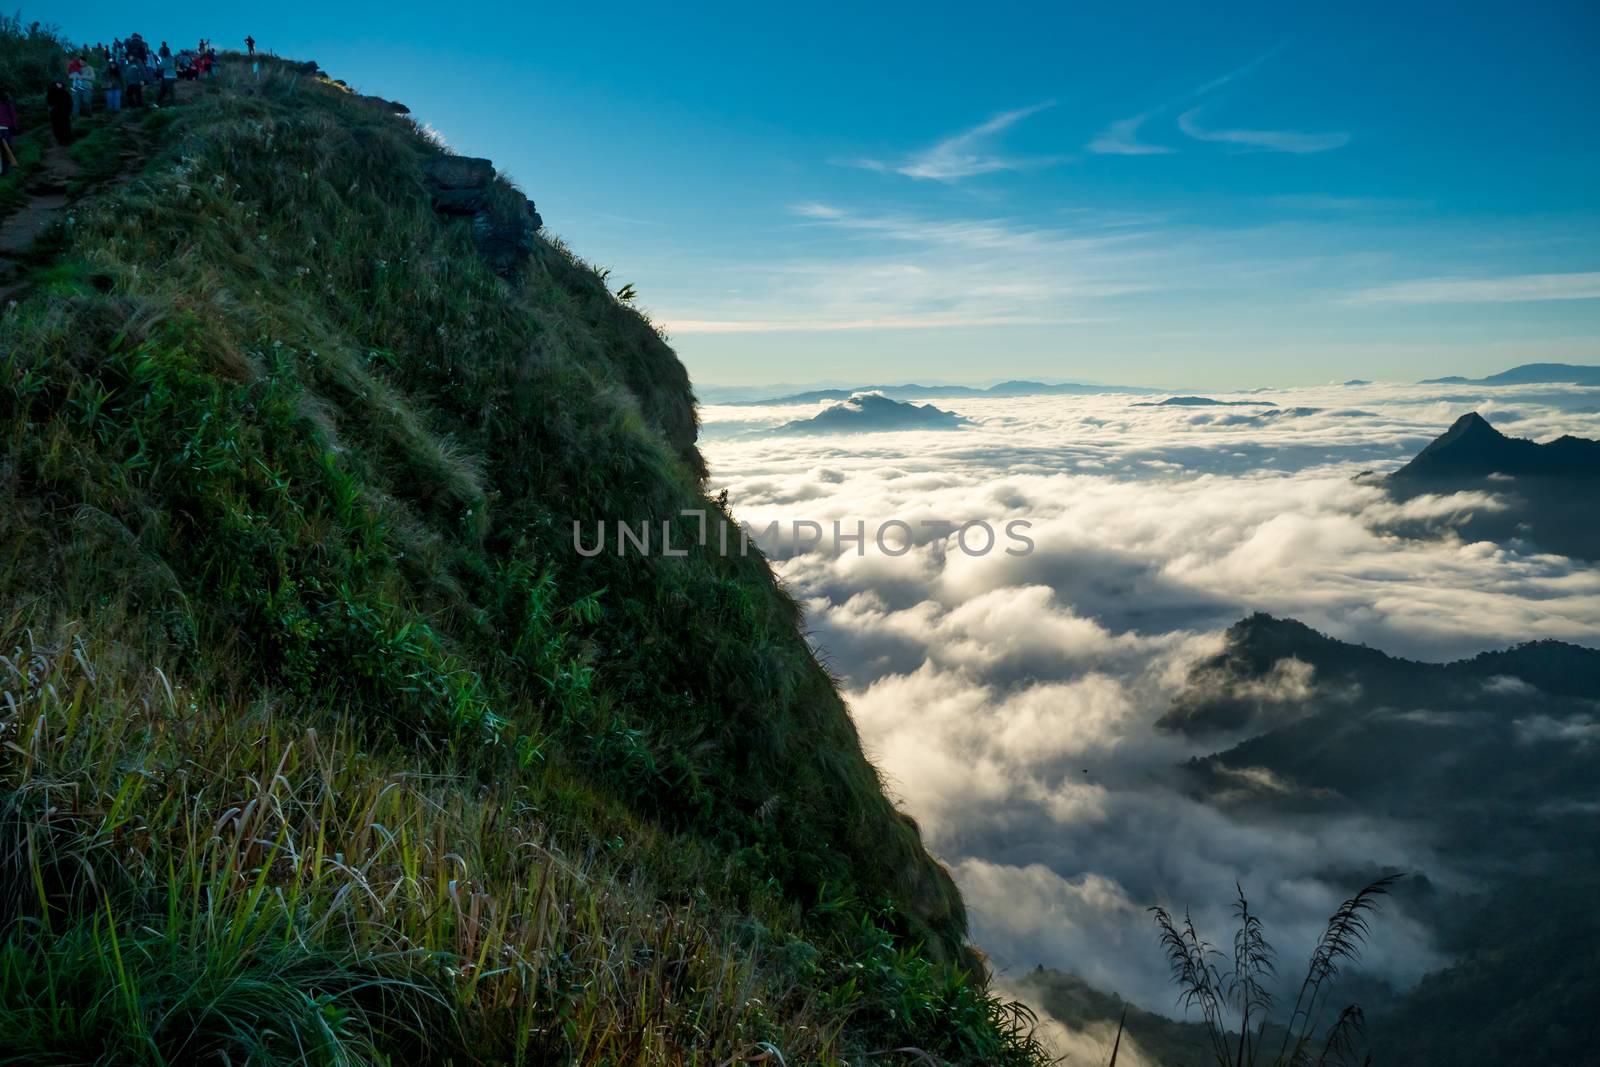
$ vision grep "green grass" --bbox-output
[64,114,134,192]
[0,33,1054,1067]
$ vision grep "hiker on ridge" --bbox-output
[47,78,74,145]
[68,54,94,117]
[155,50,177,107]
[104,56,124,112]
[122,57,144,109]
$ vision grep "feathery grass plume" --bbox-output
[1279,874,1400,1066]
[1151,875,1399,1066]
[1151,905,1231,1064]
[1229,881,1275,1066]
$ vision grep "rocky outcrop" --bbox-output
[421,156,496,215]
[472,202,539,276]
[421,154,542,279]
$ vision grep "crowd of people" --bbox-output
[1,31,265,176]
[63,35,221,120]
[1,32,257,168]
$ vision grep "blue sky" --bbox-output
[55,1,1600,387]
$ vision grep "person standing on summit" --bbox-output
[156,50,177,106]
[122,54,144,109]
[245,35,255,56]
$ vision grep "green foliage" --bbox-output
[0,38,1051,1064]
[0,12,65,99]
[0,16,66,221]
[1371,872,1600,1067]
[65,114,134,192]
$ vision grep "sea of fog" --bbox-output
[697,380,1600,1018]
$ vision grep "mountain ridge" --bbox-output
[1391,411,1600,481]
[0,34,1050,1065]
[1379,412,1600,559]
[756,392,969,435]
[1418,361,1600,386]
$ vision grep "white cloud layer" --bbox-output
[701,380,1600,1018]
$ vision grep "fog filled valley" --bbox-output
[702,378,1600,1064]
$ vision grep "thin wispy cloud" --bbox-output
[652,203,1169,335]
[1190,43,1287,96]
[1271,194,1428,212]
[1177,105,1350,153]
[791,202,1139,255]
[1089,45,1341,159]
[1348,271,1600,304]
[662,313,1081,334]
[850,102,1063,182]
[1087,111,1175,156]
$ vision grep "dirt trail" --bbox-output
[0,142,79,308]
[0,90,179,309]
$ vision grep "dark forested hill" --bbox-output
[1379,412,1600,559]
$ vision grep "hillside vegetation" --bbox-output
[0,24,1050,1065]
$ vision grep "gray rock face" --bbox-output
[421,155,496,215]
[473,197,540,277]
[421,155,543,278]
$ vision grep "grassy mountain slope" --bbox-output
[0,27,1050,1065]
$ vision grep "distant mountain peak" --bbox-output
[1391,412,1599,481]
[1424,410,1503,449]
[759,392,968,436]
[1446,412,1491,435]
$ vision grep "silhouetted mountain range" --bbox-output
[1380,412,1600,559]
[1391,411,1600,480]
[1162,612,1600,737]
[758,392,968,435]
[1419,362,1600,386]
[1135,395,1275,407]
[1167,613,1600,867]
[743,379,1158,405]
[1052,612,1600,1065]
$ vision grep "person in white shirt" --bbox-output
[70,57,95,117]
